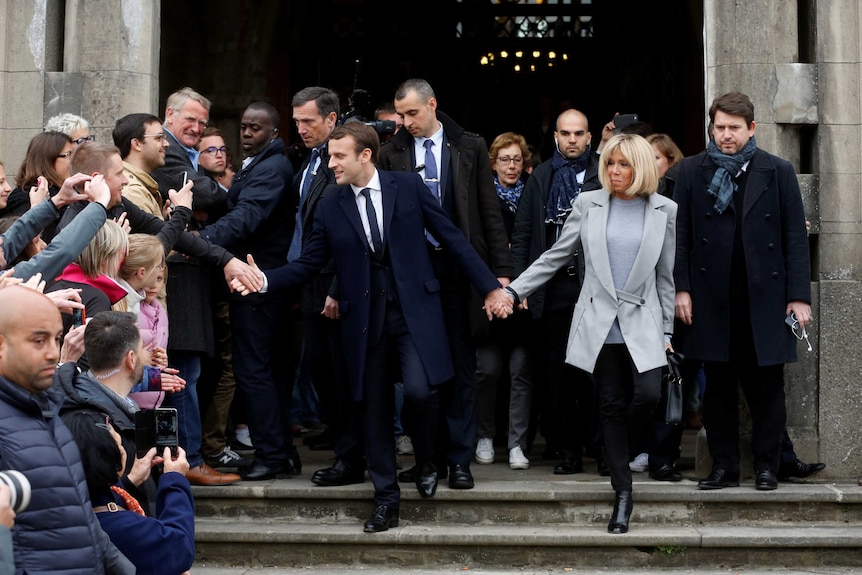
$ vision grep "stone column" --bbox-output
[0,0,160,182]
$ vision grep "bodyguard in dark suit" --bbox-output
[510,108,603,474]
[673,92,812,491]
[287,87,348,459]
[201,101,298,481]
[232,122,509,532]
[378,79,513,489]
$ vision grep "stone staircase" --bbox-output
[190,439,862,573]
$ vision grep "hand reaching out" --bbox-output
[53,173,92,208]
[227,254,263,295]
[29,176,50,208]
[168,178,194,211]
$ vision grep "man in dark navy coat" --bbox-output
[673,92,812,491]
[201,101,298,481]
[232,122,511,532]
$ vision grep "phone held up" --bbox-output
[72,307,86,328]
[613,113,639,134]
[134,407,179,458]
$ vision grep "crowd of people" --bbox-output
[0,82,827,572]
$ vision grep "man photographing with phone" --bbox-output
[55,311,183,515]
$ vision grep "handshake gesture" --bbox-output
[483,287,516,320]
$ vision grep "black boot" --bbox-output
[607,490,633,534]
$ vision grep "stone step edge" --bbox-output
[194,520,862,547]
[191,481,862,503]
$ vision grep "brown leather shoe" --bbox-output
[186,463,241,486]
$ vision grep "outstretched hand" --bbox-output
[168,178,194,211]
[226,254,263,295]
[29,176,50,208]
[53,173,92,208]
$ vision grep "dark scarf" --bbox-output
[494,175,525,214]
[706,136,757,214]
[546,145,592,224]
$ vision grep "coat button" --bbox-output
[639,298,645,305]
[705,213,712,220]
[379,290,385,296]
[362,327,367,333]
[765,214,771,221]
[363,290,369,297]
[768,243,774,250]
[701,238,708,245]
[699,268,707,275]
[772,272,779,279]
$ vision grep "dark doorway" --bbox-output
[160,0,704,164]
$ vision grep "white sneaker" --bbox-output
[629,452,649,472]
[475,437,495,464]
[396,435,414,455]
[509,446,530,470]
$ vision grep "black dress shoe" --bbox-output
[415,462,438,498]
[607,490,633,534]
[697,469,740,490]
[778,459,826,481]
[241,462,286,481]
[448,464,474,489]
[649,464,683,482]
[286,454,302,475]
[303,429,335,450]
[311,460,364,486]
[363,504,399,533]
[755,469,778,491]
[553,457,584,475]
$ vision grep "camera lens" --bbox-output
[0,470,31,513]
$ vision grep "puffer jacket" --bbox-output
[0,375,133,574]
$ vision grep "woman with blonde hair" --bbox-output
[490,133,677,533]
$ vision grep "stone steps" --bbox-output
[190,446,862,571]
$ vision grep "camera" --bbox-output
[134,408,179,458]
[338,88,395,136]
[0,470,31,513]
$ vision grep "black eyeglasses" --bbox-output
[72,135,95,145]
[201,146,227,156]
[57,151,74,159]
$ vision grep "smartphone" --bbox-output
[71,307,86,328]
[135,407,179,457]
[180,171,189,188]
[613,113,639,133]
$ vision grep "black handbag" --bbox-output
[655,350,685,424]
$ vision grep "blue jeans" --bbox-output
[165,350,203,468]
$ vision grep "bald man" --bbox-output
[0,286,134,574]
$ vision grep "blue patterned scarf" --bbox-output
[706,136,757,214]
[546,145,592,224]
[495,175,525,214]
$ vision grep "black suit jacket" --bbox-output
[264,170,501,400]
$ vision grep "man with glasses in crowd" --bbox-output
[198,127,235,193]
[113,113,171,219]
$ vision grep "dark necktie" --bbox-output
[423,139,439,201]
[361,188,383,255]
[287,148,319,262]
[423,139,441,247]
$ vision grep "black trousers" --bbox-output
[702,361,785,473]
[595,344,661,492]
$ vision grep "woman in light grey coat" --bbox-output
[493,134,677,533]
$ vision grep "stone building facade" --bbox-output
[0,0,859,477]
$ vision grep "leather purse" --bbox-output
[655,350,685,425]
